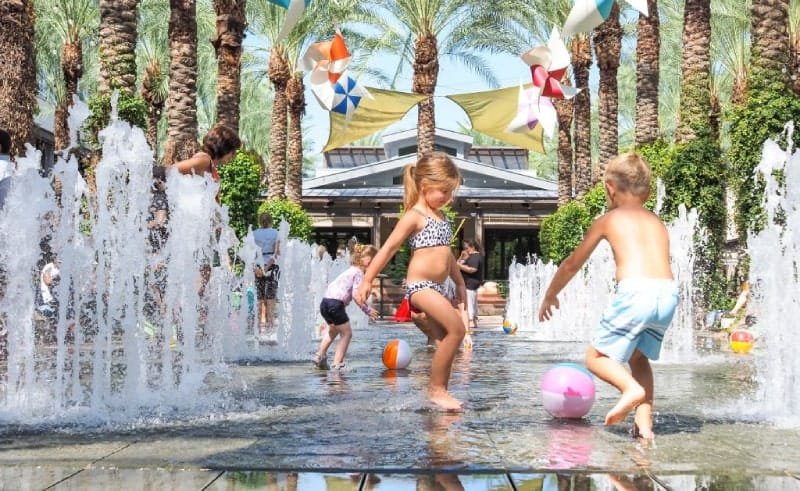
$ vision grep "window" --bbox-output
[312,228,373,258]
[484,228,541,280]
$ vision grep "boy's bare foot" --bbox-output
[428,388,464,412]
[631,418,655,442]
[605,386,645,426]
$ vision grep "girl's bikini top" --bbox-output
[407,208,452,250]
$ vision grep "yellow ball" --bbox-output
[730,329,754,354]
[502,319,518,335]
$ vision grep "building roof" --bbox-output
[323,127,531,170]
[304,152,557,200]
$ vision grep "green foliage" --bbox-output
[219,150,262,239]
[582,183,607,218]
[637,139,677,179]
[660,136,728,308]
[258,198,314,242]
[728,70,800,235]
[83,92,148,149]
[539,201,592,264]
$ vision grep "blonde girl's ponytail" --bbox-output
[403,163,418,211]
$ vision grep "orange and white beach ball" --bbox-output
[382,339,412,369]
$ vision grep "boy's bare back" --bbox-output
[600,205,673,282]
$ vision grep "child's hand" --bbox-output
[538,295,560,322]
[354,282,371,307]
[368,308,379,321]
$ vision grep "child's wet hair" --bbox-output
[351,244,378,265]
[604,152,652,197]
[402,152,461,210]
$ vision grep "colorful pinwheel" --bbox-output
[506,84,557,138]
[330,74,370,120]
[520,27,578,100]
[269,0,311,42]
[562,0,648,37]
[301,31,351,85]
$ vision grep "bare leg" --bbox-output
[411,310,445,348]
[265,298,276,328]
[411,289,465,411]
[258,299,267,327]
[316,324,339,359]
[629,349,655,441]
[332,322,352,365]
[584,346,645,426]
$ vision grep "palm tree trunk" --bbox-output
[267,46,290,199]
[793,29,800,94]
[141,61,165,154]
[55,41,83,151]
[98,0,140,96]
[572,35,592,198]
[212,0,246,133]
[285,73,305,204]
[554,98,574,205]
[676,0,711,144]
[751,0,791,86]
[635,0,660,146]
[594,2,620,179]
[413,34,439,155]
[0,0,36,157]
[163,0,199,166]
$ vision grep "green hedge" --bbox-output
[728,70,800,236]
[258,198,314,242]
[219,150,262,239]
[83,92,148,149]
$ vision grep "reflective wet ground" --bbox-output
[0,317,799,489]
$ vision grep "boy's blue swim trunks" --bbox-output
[593,278,679,362]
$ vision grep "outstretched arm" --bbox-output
[354,212,419,306]
[538,216,607,321]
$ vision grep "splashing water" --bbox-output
[748,123,800,427]
[0,97,364,423]
[506,204,699,361]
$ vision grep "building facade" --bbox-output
[303,129,558,282]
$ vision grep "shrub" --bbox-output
[258,198,313,242]
[219,150,262,239]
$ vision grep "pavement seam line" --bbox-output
[43,442,133,490]
[201,470,226,490]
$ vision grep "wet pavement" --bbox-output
[0,317,799,489]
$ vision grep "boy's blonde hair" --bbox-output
[351,244,378,265]
[604,152,652,197]
[403,152,461,210]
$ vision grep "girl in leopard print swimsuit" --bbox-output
[355,152,467,412]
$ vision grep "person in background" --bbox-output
[253,214,280,333]
[457,239,483,330]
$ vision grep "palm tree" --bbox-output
[373,0,511,155]
[212,0,247,133]
[248,0,378,199]
[0,0,37,157]
[35,0,99,151]
[137,0,170,154]
[676,0,712,143]
[593,2,621,179]
[635,0,660,146]
[572,33,592,197]
[98,0,140,96]
[285,73,304,204]
[163,0,199,165]
[791,0,799,93]
[553,97,574,205]
[750,0,791,87]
